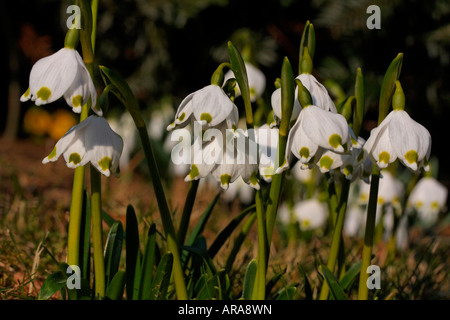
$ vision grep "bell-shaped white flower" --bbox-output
[407,177,448,227]
[42,115,123,177]
[167,84,238,131]
[293,198,328,231]
[364,109,431,172]
[222,176,255,205]
[184,126,259,190]
[277,103,352,173]
[296,73,337,112]
[20,48,100,116]
[224,62,266,102]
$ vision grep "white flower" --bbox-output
[108,112,136,170]
[224,62,266,102]
[344,204,365,237]
[184,127,259,190]
[166,84,238,131]
[222,176,255,205]
[407,177,448,227]
[20,48,100,116]
[271,73,336,127]
[42,115,123,177]
[254,124,279,182]
[293,198,328,231]
[363,110,431,172]
[296,74,337,112]
[277,104,352,173]
[358,170,404,221]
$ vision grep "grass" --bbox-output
[0,137,449,300]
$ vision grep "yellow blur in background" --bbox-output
[23,107,77,141]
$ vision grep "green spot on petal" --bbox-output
[300,147,310,159]
[23,87,30,98]
[220,174,231,186]
[48,146,57,159]
[69,153,81,165]
[319,155,334,170]
[344,165,353,177]
[98,157,112,171]
[37,87,52,101]
[379,151,390,164]
[72,95,83,108]
[189,164,199,179]
[200,113,212,124]
[329,134,342,149]
[404,150,418,164]
[178,112,186,122]
[249,172,259,185]
[300,219,311,230]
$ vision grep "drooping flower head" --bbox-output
[407,177,448,227]
[20,44,100,116]
[363,81,431,172]
[43,115,123,177]
[166,84,238,131]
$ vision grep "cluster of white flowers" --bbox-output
[20,46,124,177]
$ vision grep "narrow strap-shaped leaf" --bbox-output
[320,264,349,300]
[125,204,140,300]
[79,189,91,282]
[298,265,313,300]
[185,192,220,247]
[149,252,173,300]
[39,268,67,300]
[104,221,124,287]
[242,259,258,300]
[378,53,403,124]
[105,271,126,300]
[340,260,362,291]
[207,204,255,258]
[139,223,158,300]
[353,67,365,136]
[275,285,297,300]
[299,21,315,74]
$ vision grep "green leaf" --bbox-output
[378,53,403,124]
[125,204,140,300]
[79,189,91,282]
[228,41,253,127]
[242,259,258,300]
[280,57,295,137]
[105,271,126,300]
[208,205,255,258]
[339,260,362,291]
[299,21,315,73]
[99,65,144,127]
[104,221,124,287]
[320,264,349,300]
[353,67,365,136]
[139,223,158,300]
[298,265,313,300]
[185,192,220,248]
[275,285,297,300]
[149,252,173,300]
[39,269,67,300]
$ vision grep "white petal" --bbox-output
[167,91,197,131]
[192,85,236,128]
[29,48,79,105]
[300,105,349,152]
[388,110,431,171]
[297,74,336,112]
[271,87,301,123]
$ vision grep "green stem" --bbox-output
[358,167,380,300]
[252,189,267,300]
[90,165,105,299]
[136,125,188,299]
[319,179,350,300]
[177,180,199,246]
[67,100,89,268]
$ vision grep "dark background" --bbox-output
[2,0,449,187]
